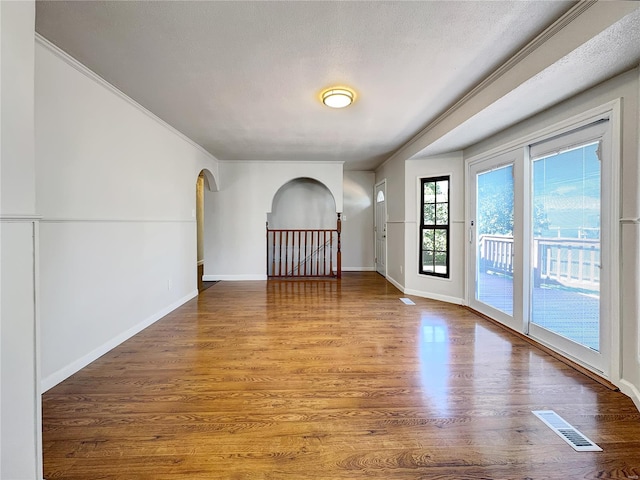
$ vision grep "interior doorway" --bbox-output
[196,172,205,292]
[374,180,387,276]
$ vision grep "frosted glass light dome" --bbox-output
[321,88,355,108]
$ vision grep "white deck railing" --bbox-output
[478,234,600,288]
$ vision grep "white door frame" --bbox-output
[374,179,387,277]
[464,101,621,381]
[467,151,521,333]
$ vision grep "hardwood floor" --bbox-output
[42,273,640,479]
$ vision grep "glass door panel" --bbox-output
[476,165,514,316]
[531,142,601,351]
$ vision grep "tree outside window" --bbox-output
[420,176,449,277]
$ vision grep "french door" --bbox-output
[469,117,614,376]
[468,151,519,331]
[527,120,611,374]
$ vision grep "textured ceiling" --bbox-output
[34,1,638,170]
[416,7,640,159]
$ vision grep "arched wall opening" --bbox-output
[196,168,216,292]
[268,177,337,229]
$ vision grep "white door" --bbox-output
[468,151,518,329]
[375,180,387,276]
[467,118,614,377]
[527,120,611,375]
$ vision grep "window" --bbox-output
[420,176,449,277]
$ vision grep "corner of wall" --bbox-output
[385,275,405,294]
[619,380,640,412]
[41,289,198,392]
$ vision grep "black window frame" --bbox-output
[419,175,450,278]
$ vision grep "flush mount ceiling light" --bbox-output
[321,87,355,108]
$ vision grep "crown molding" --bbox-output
[379,0,604,170]
[35,33,219,164]
[218,159,345,165]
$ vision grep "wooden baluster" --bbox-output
[308,231,312,276]
[319,230,322,276]
[273,231,277,277]
[325,230,329,276]
[304,232,309,276]
[330,229,334,277]
[269,227,274,277]
[287,232,295,277]
[278,230,283,277]
[315,230,320,276]
[285,231,289,276]
[297,231,301,277]
[322,230,327,276]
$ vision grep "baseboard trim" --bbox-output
[465,306,620,392]
[619,379,640,412]
[41,290,198,392]
[385,275,404,293]
[382,276,464,305]
[403,288,464,305]
[342,267,375,272]
[202,274,267,281]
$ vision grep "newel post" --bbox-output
[337,213,342,279]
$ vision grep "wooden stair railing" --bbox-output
[267,213,341,278]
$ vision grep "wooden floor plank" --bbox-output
[43,273,640,479]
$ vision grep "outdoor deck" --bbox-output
[477,271,599,350]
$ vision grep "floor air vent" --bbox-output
[532,410,602,452]
[399,298,415,305]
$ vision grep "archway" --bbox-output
[268,177,337,229]
[196,169,216,292]
[266,178,341,278]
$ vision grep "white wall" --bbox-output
[375,158,405,288]
[342,171,375,271]
[404,153,465,304]
[204,161,343,280]
[0,1,41,478]
[269,178,337,229]
[373,65,640,411]
[374,152,465,302]
[465,67,640,409]
[35,38,219,390]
